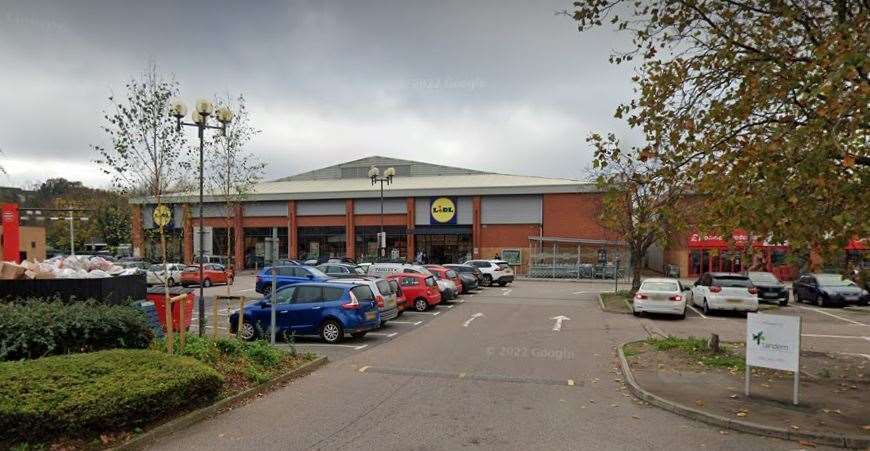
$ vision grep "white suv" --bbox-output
[464,260,514,287]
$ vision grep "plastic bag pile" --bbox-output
[6,256,139,280]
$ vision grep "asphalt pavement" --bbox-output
[145,280,855,450]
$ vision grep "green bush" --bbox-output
[0,349,222,443]
[0,301,153,361]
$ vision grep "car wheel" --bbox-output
[779,299,788,307]
[238,321,256,341]
[351,332,367,339]
[167,278,175,286]
[203,279,212,288]
[815,295,825,307]
[320,320,343,344]
[703,299,711,316]
[414,298,428,312]
[483,275,493,287]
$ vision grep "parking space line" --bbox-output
[687,305,708,319]
[404,311,440,316]
[368,332,398,338]
[798,306,868,326]
[390,320,423,325]
[294,343,369,350]
[802,333,870,341]
[502,289,512,296]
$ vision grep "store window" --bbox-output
[298,227,346,260]
[244,227,288,269]
[355,226,406,262]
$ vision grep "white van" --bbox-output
[367,263,431,277]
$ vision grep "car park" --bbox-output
[793,273,870,307]
[690,272,759,314]
[256,265,330,296]
[747,271,789,306]
[443,264,481,291]
[316,263,366,277]
[229,282,381,343]
[632,278,687,318]
[330,276,398,326]
[180,263,234,287]
[386,273,441,311]
[464,259,514,287]
[146,263,185,286]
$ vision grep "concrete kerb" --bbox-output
[598,293,632,314]
[616,342,869,449]
[112,355,329,451]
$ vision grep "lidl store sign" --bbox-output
[430,197,457,224]
[746,313,800,372]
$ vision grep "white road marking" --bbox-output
[368,332,399,338]
[502,289,512,296]
[687,305,708,319]
[358,366,371,372]
[405,311,440,316]
[573,291,596,295]
[798,306,868,326]
[802,333,870,341]
[390,320,423,325]
[456,299,466,304]
[463,312,485,327]
[296,343,369,350]
[551,315,570,331]
[444,305,454,309]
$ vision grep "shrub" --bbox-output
[0,301,153,361]
[0,349,222,443]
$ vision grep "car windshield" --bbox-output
[641,281,679,292]
[816,274,856,287]
[306,267,328,278]
[712,276,752,287]
[496,263,510,270]
[375,279,391,295]
[446,270,457,278]
[748,272,780,284]
[425,276,436,287]
[351,266,366,275]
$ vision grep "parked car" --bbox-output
[229,282,381,343]
[386,273,441,312]
[146,263,186,286]
[425,265,460,299]
[255,265,330,296]
[443,264,482,290]
[747,271,789,306]
[180,263,234,287]
[793,273,869,307]
[316,263,367,277]
[367,262,431,277]
[426,265,464,295]
[632,278,687,319]
[387,278,408,314]
[194,255,231,267]
[464,260,514,287]
[690,272,758,315]
[118,260,150,274]
[330,277,398,326]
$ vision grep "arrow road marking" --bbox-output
[551,315,570,331]
[463,312,484,327]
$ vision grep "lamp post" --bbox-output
[368,166,395,259]
[28,208,90,255]
[169,98,234,337]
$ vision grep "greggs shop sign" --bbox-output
[430,197,457,225]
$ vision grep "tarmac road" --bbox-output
[148,280,846,450]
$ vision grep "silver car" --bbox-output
[330,277,398,326]
[690,272,759,314]
[632,278,688,318]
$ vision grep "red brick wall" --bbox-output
[296,215,345,227]
[542,193,612,239]
[242,216,290,228]
[479,224,542,273]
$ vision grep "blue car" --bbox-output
[255,265,330,296]
[230,282,381,343]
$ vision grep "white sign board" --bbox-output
[746,313,801,372]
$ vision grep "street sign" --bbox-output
[153,205,172,227]
[745,312,802,404]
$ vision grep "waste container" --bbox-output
[147,286,195,332]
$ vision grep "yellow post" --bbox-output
[172,293,188,348]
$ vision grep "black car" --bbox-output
[794,273,869,307]
[747,271,789,306]
[444,264,482,290]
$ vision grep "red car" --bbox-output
[426,265,464,295]
[387,278,408,314]
[386,273,441,312]
[180,263,234,287]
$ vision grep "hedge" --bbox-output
[0,301,153,360]
[0,349,222,443]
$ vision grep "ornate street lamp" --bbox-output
[169,98,233,336]
[369,166,395,259]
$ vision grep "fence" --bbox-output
[527,236,630,280]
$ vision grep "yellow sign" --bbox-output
[430,197,456,224]
[153,205,172,227]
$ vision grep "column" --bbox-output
[182,204,193,264]
[472,196,482,258]
[131,205,143,258]
[406,197,415,261]
[345,199,355,259]
[233,204,244,271]
[288,200,298,259]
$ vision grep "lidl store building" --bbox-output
[131,156,626,273]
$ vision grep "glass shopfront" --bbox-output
[355,226,407,262]
[414,226,473,265]
[244,227,288,269]
[298,227,346,260]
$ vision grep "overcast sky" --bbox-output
[0,0,639,189]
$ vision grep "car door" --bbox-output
[804,276,819,301]
[289,285,324,334]
[272,285,297,333]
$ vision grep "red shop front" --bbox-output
[687,231,796,281]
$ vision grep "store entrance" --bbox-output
[415,229,472,264]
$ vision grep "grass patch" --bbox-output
[600,291,633,313]
[647,336,745,370]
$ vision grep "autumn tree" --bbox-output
[571,1,869,265]
[590,133,686,291]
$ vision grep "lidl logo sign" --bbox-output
[430,197,457,224]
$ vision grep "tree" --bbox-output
[205,94,264,278]
[571,1,869,264]
[589,133,686,291]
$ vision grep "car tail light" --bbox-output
[341,291,360,309]
[634,293,648,300]
[710,285,722,293]
[669,295,683,302]
[375,295,385,308]
[748,287,758,294]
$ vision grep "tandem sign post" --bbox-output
[745,313,802,405]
